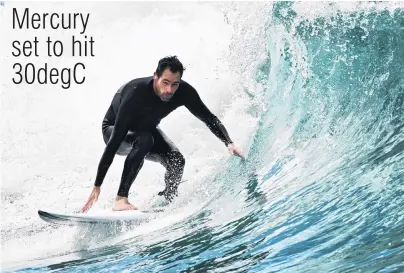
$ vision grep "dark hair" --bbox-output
[155,55,185,78]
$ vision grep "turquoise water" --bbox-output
[3,2,404,272]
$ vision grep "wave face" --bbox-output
[2,2,404,272]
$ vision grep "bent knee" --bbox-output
[134,132,154,150]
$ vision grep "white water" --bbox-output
[1,2,267,269]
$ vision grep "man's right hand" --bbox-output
[81,186,101,213]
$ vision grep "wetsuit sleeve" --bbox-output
[183,84,233,146]
[94,87,134,187]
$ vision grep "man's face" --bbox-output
[153,68,181,102]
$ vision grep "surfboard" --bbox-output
[38,208,164,224]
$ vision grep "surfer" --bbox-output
[81,56,244,212]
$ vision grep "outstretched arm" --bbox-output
[183,82,244,159]
[81,87,134,212]
[94,91,134,187]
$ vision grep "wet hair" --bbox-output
[155,56,185,78]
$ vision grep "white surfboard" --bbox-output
[38,208,164,224]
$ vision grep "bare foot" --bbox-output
[112,196,137,211]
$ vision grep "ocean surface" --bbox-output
[1,2,404,272]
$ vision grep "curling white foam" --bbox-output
[291,1,404,21]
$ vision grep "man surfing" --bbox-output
[81,56,244,212]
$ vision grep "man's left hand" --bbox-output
[227,143,245,160]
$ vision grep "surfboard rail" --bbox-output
[38,208,164,224]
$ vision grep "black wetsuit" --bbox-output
[95,76,233,201]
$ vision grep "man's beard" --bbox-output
[160,94,173,102]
